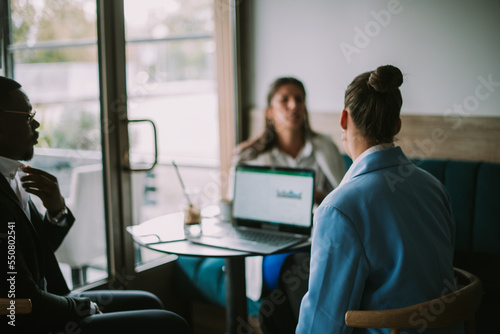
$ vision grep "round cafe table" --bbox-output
[127,209,310,334]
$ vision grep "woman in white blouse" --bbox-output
[235,77,345,205]
[232,77,346,302]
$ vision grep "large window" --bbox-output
[4,0,224,287]
[8,0,105,289]
[123,0,220,265]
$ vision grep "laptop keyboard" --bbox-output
[226,228,302,246]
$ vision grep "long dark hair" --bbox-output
[344,65,403,144]
[236,77,316,162]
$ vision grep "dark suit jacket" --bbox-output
[0,176,92,333]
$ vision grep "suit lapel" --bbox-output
[0,175,32,221]
[0,175,22,207]
[1,175,44,246]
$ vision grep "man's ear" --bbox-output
[340,109,348,131]
[394,118,402,135]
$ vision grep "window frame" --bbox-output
[2,0,237,287]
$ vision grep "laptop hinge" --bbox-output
[261,222,280,231]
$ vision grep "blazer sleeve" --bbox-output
[44,209,75,252]
[296,205,369,334]
[27,201,75,252]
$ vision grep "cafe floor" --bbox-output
[191,301,263,334]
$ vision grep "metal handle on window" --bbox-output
[126,118,158,172]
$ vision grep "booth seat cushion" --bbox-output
[472,162,500,254]
[175,257,226,305]
[450,161,500,333]
[443,160,481,252]
[174,256,261,316]
[413,159,500,333]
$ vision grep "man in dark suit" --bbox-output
[0,76,190,333]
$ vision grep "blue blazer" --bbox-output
[296,147,463,334]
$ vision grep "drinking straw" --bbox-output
[172,160,192,207]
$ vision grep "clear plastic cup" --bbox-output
[183,189,202,238]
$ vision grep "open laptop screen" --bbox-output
[233,165,315,231]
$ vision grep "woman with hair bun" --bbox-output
[292,65,461,333]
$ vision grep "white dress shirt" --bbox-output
[0,156,67,226]
[270,139,334,195]
[337,142,394,189]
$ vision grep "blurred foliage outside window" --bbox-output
[11,0,217,160]
[11,0,97,62]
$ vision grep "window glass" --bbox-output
[124,0,220,266]
[10,0,106,289]
[124,0,214,39]
[8,0,222,272]
[11,0,97,44]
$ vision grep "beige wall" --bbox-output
[240,0,500,118]
[238,1,500,164]
[248,109,500,163]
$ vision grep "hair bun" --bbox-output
[368,65,403,93]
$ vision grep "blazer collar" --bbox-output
[344,146,411,183]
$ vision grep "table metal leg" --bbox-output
[225,257,248,334]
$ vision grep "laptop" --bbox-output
[189,165,315,254]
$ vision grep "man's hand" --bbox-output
[20,166,65,216]
[90,301,103,315]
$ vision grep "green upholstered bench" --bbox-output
[174,156,500,331]
[411,158,500,333]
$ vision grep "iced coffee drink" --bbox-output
[184,205,202,238]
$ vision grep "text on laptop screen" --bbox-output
[233,166,314,227]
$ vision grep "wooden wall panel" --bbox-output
[247,109,500,163]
